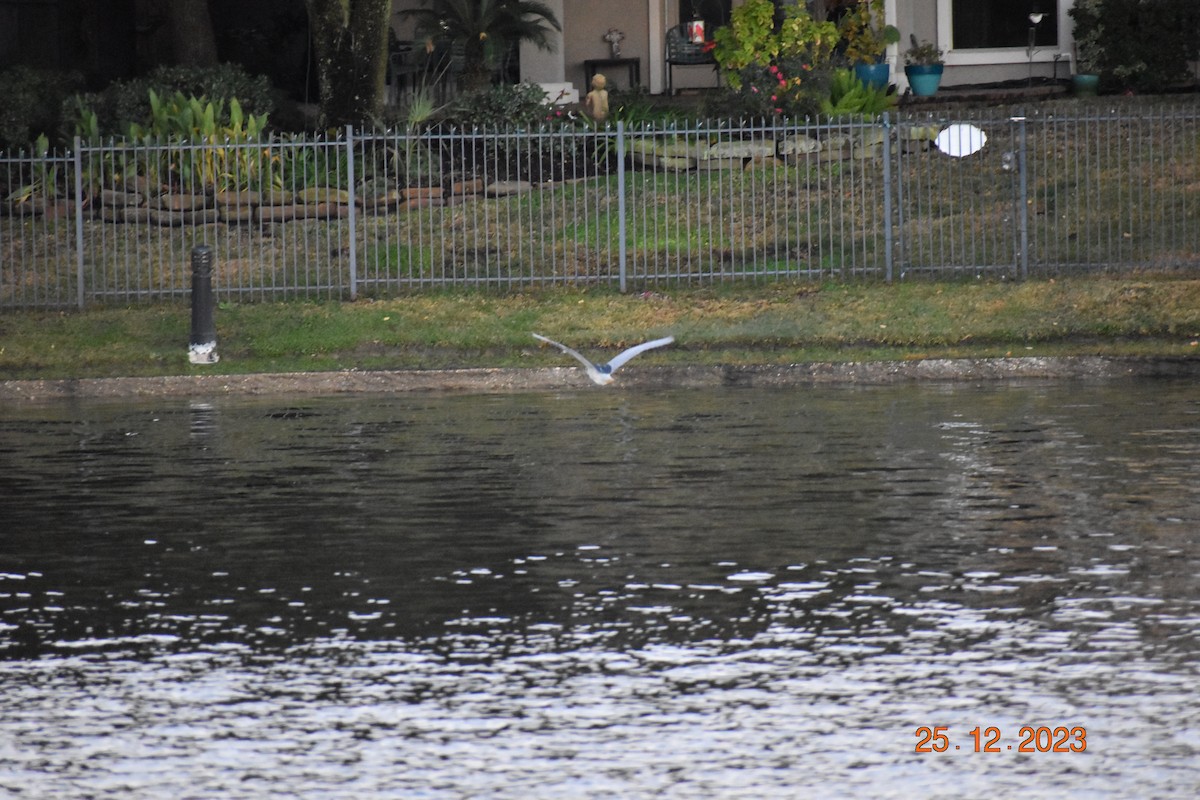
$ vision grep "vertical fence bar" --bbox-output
[616,120,627,293]
[73,137,85,309]
[894,114,908,278]
[881,114,894,283]
[1019,114,1030,280]
[1013,115,1029,280]
[345,125,358,300]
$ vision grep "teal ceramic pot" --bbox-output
[904,63,944,97]
[854,62,891,91]
[1072,73,1100,97]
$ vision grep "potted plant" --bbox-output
[1067,0,1102,96]
[903,35,944,97]
[838,0,900,90]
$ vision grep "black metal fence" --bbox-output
[2,103,1198,309]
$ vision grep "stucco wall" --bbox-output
[389,1,1078,98]
[562,1,650,93]
[896,0,1072,91]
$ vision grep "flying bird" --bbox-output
[532,333,675,385]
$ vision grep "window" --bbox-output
[952,0,1058,49]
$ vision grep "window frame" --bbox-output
[936,0,1070,66]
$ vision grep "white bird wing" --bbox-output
[604,336,675,373]
[532,333,597,370]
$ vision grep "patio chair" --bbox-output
[666,23,719,96]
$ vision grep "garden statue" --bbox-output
[584,73,609,122]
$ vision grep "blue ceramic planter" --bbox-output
[854,62,891,91]
[1072,74,1100,97]
[904,64,943,97]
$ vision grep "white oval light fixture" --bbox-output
[935,123,988,157]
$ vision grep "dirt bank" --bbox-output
[2,356,1197,402]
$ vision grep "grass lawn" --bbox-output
[1,275,1199,381]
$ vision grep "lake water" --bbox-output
[1,379,1197,798]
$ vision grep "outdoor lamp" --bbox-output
[1027,5,1045,85]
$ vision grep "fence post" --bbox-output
[1014,115,1030,280]
[881,113,894,284]
[188,245,219,364]
[73,136,85,309]
[616,120,627,293]
[346,125,358,300]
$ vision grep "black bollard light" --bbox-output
[188,244,219,364]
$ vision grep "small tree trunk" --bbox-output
[306,0,392,129]
[460,66,494,94]
[168,0,220,67]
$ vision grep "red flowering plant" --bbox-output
[720,59,823,118]
[708,0,837,118]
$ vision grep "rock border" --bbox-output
[2,356,1197,402]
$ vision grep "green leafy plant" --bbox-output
[711,0,838,89]
[819,68,897,117]
[117,90,272,193]
[400,0,562,92]
[267,138,353,191]
[705,0,838,117]
[4,134,58,210]
[604,87,671,126]
[709,0,775,80]
[393,92,442,187]
[903,35,943,66]
[1067,0,1106,75]
[125,90,269,143]
[371,83,445,190]
[838,0,900,65]
[68,98,101,144]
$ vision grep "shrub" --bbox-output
[443,82,555,129]
[707,0,838,118]
[838,0,900,66]
[69,64,274,137]
[704,60,831,120]
[1069,0,1200,91]
[0,66,83,150]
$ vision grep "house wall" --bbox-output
[386,1,1083,98]
[560,1,652,93]
[520,0,565,87]
[520,0,717,97]
[488,0,722,96]
[390,0,655,96]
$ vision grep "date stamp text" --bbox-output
[914,725,1086,753]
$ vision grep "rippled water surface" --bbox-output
[1,380,1198,798]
